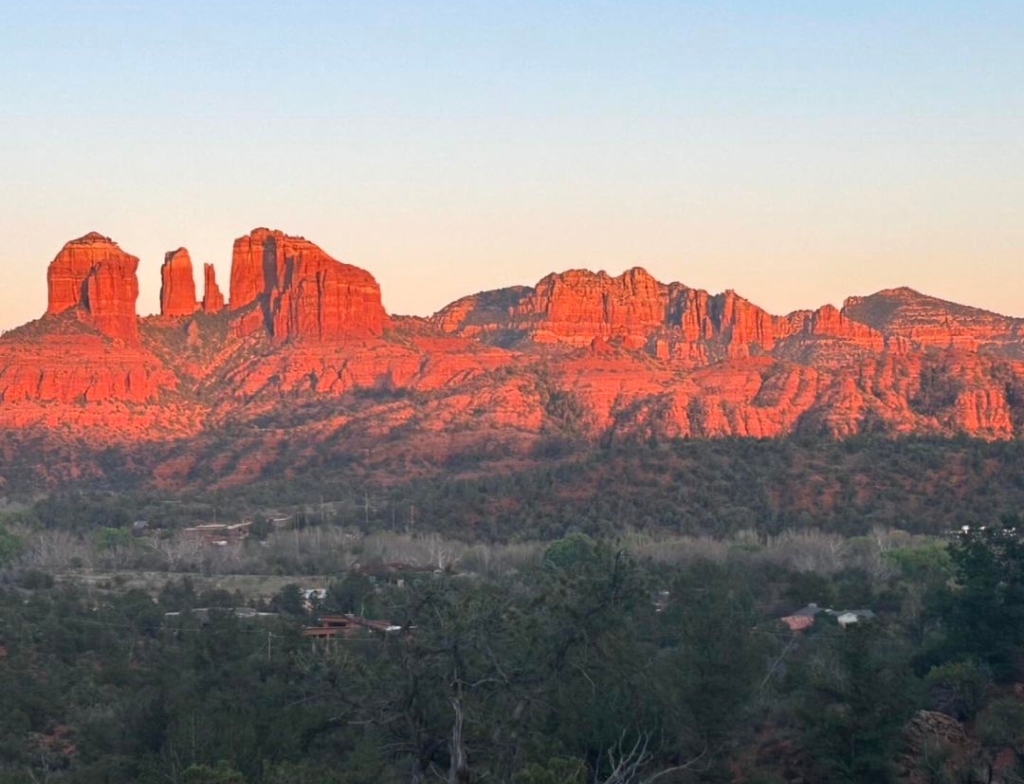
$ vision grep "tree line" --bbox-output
[8,435,1024,542]
[3,528,1024,782]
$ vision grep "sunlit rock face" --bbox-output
[6,227,1024,484]
[159,248,199,317]
[229,227,389,342]
[46,232,140,342]
[201,264,225,314]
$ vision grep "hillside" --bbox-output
[2,228,1024,491]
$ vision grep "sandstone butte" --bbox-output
[45,232,140,342]
[4,226,1024,486]
[159,248,199,317]
[201,264,225,314]
[229,227,389,342]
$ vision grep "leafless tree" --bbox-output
[153,533,204,572]
[427,533,462,572]
[594,730,709,784]
[23,530,93,571]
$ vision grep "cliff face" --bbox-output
[229,228,388,341]
[513,268,667,347]
[6,227,1024,488]
[46,232,109,315]
[160,249,199,317]
[46,232,140,342]
[433,269,851,362]
[432,269,784,358]
[201,264,225,314]
[0,332,176,406]
[228,228,272,310]
[843,288,1024,354]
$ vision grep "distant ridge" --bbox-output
[1,227,1023,488]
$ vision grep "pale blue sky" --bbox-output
[2,1,1022,327]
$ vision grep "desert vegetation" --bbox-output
[2,517,1024,782]
[4,436,1024,782]
[8,436,1024,541]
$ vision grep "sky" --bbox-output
[1,0,1022,329]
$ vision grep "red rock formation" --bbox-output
[843,288,1024,352]
[802,304,883,345]
[0,334,174,405]
[711,290,777,357]
[85,258,140,342]
[45,232,139,342]
[229,227,278,309]
[433,287,530,338]
[772,304,886,365]
[10,228,1024,485]
[228,228,389,342]
[511,268,667,346]
[46,232,110,315]
[160,248,199,317]
[202,264,225,313]
[435,268,779,360]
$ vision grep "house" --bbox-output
[834,609,876,628]
[182,521,253,545]
[301,613,401,642]
[780,603,823,632]
[780,603,876,632]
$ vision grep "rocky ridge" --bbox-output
[4,227,1024,487]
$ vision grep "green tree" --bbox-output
[327,572,377,616]
[925,660,991,720]
[183,761,247,784]
[944,526,1024,679]
[249,514,273,541]
[271,583,306,616]
[96,526,132,567]
[797,624,921,783]
[656,561,770,760]
[542,533,600,571]
[0,526,23,566]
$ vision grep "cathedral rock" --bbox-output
[45,232,140,342]
[228,228,389,342]
[159,248,199,317]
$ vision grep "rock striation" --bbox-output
[159,248,199,317]
[228,228,388,342]
[0,334,175,405]
[46,232,110,315]
[7,226,1024,484]
[843,287,1024,354]
[434,268,817,360]
[201,264,225,313]
[515,268,667,347]
[45,232,139,342]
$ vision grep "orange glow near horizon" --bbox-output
[2,3,1022,328]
